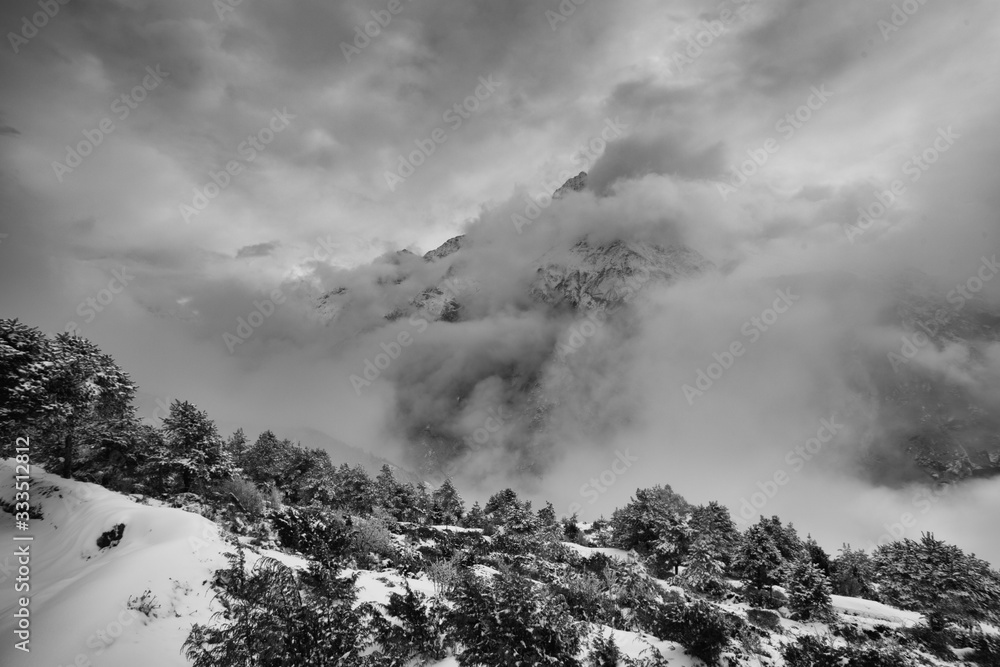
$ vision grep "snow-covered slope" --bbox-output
[1,461,985,667]
[0,460,228,667]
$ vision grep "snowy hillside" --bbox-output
[3,459,997,666]
[0,459,227,667]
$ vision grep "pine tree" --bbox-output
[223,428,248,465]
[431,478,465,525]
[484,487,520,519]
[786,558,835,621]
[803,535,832,576]
[239,430,294,486]
[463,501,486,529]
[162,400,230,492]
[652,511,693,575]
[679,538,727,595]
[374,464,399,512]
[332,464,375,515]
[284,447,335,505]
[610,485,691,553]
[0,320,137,478]
[830,544,875,598]
[690,501,740,569]
[734,520,785,596]
[872,533,1000,630]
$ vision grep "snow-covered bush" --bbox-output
[588,629,622,666]
[271,505,350,563]
[184,547,381,667]
[447,569,585,666]
[374,582,453,664]
[639,598,734,666]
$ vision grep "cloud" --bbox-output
[236,241,279,259]
[2,0,1000,564]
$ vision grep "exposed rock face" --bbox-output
[423,235,466,262]
[552,171,587,199]
[531,239,713,312]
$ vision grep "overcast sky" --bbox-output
[2,0,999,562]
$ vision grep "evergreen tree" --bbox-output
[758,515,804,563]
[610,485,691,554]
[430,478,465,525]
[484,487,520,519]
[374,464,400,511]
[223,428,248,466]
[803,535,832,576]
[872,533,1000,630]
[830,544,875,598]
[0,321,137,478]
[239,430,295,487]
[786,558,835,621]
[162,400,231,492]
[332,464,375,515]
[537,500,558,528]
[284,447,336,506]
[734,519,785,595]
[462,501,487,529]
[678,538,727,595]
[652,511,693,575]
[690,501,740,569]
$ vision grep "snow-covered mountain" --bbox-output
[303,173,1000,488]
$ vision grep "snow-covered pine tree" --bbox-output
[873,532,1000,630]
[734,520,785,598]
[0,320,137,477]
[161,400,231,492]
[431,477,465,525]
[678,538,727,595]
[786,558,835,622]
